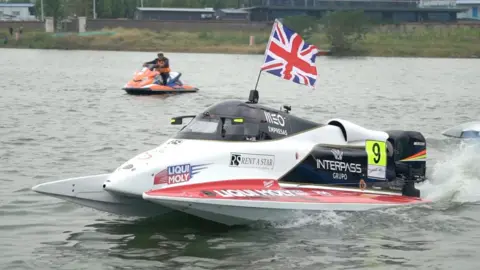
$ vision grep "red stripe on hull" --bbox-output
[145,179,426,205]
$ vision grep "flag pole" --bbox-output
[253,19,278,91]
[253,70,262,91]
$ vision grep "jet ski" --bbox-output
[122,65,199,95]
[32,90,429,226]
[442,121,480,139]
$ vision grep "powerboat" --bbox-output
[122,65,199,95]
[32,90,429,226]
[442,121,480,139]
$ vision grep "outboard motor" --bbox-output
[386,130,427,197]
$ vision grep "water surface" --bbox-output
[1,48,479,269]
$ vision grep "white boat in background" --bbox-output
[442,121,480,139]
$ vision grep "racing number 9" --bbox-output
[366,140,386,167]
[372,142,381,163]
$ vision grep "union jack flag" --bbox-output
[260,19,319,88]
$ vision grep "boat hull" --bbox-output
[32,174,172,217]
[142,179,428,226]
[123,87,199,95]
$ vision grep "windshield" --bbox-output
[222,119,260,141]
[181,118,219,134]
[173,116,262,141]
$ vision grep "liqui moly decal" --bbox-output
[213,189,309,197]
[166,164,191,184]
[153,163,210,185]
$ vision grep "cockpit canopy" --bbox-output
[171,100,320,141]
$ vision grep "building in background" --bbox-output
[0,3,36,21]
[215,8,250,20]
[243,0,467,22]
[134,7,250,21]
[456,0,480,19]
[133,0,472,23]
[135,7,217,20]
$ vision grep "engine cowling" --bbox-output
[385,130,427,182]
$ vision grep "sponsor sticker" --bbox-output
[359,179,367,190]
[315,149,363,174]
[230,152,275,170]
[264,111,285,127]
[153,163,209,185]
[213,189,308,197]
[211,189,333,198]
[263,180,275,188]
[316,159,362,174]
[365,140,387,180]
[263,111,288,135]
[166,164,191,185]
[312,190,333,196]
[268,126,288,135]
[333,172,348,180]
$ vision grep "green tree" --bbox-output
[320,10,371,53]
[99,0,113,18]
[282,15,319,41]
[35,0,65,27]
[61,0,90,17]
[122,0,139,18]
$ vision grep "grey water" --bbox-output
[1,48,479,269]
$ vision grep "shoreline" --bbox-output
[2,27,479,59]
[2,46,480,60]
[0,44,266,55]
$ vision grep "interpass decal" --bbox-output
[230,152,275,170]
[316,149,362,173]
[263,111,288,135]
[315,149,363,180]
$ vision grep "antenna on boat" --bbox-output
[247,89,259,104]
[247,70,261,104]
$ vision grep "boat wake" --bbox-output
[419,140,480,205]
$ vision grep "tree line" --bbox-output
[0,0,372,53]
[27,0,265,21]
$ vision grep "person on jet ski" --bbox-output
[143,52,171,85]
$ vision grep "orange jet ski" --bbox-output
[122,65,199,95]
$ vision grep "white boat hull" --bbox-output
[32,174,172,217]
[142,193,408,226]
[442,121,480,138]
[141,179,428,226]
